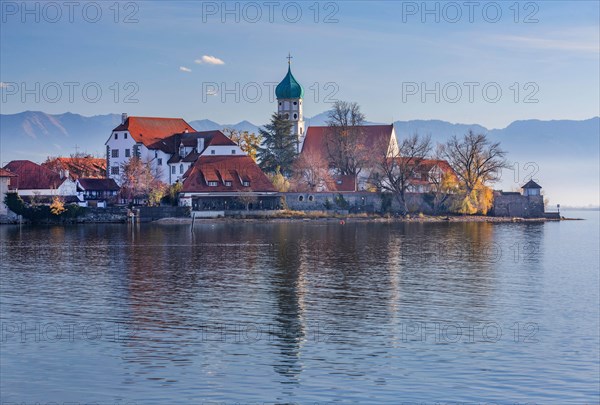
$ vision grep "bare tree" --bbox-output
[373,133,432,214]
[120,157,165,205]
[292,149,334,192]
[325,101,370,188]
[439,131,508,193]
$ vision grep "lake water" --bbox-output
[1,211,599,404]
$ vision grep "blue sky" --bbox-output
[1,0,599,128]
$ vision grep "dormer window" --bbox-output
[225,181,232,187]
[208,181,218,187]
[243,181,250,187]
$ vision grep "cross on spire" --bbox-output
[287,53,293,65]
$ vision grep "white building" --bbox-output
[0,168,17,215]
[105,114,244,185]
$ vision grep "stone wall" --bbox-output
[77,207,129,223]
[138,206,191,222]
[492,193,545,218]
[282,192,447,214]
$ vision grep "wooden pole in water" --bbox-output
[191,212,195,233]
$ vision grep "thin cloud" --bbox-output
[179,66,192,72]
[195,55,225,65]
[492,34,599,54]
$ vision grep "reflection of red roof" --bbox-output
[77,178,120,191]
[112,117,196,146]
[301,125,395,162]
[42,157,106,179]
[182,156,276,193]
[4,160,66,190]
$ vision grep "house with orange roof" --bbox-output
[105,114,243,185]
[179,155,279,212]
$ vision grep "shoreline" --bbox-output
[153,214,575,225]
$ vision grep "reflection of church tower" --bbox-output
[276,54,305,152]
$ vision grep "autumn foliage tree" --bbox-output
[223,128,263,162]
[120,157,166,205]
[439,131,508,214]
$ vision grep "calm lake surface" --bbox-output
[1,211,599,404]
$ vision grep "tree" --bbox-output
[223,128,263,162]
[120,157,166,205]
[50,196,66,215]
[324,101,371,186]
[268,167,291,192]
[372,133,432,215]
[292,149,334,192]
[257,113,297,176]
[439,131,508,215]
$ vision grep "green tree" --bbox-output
[257,113,297,176]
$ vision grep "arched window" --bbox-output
[293,113,297,119]
[298,195,304,202]
[293,101,297,105]
[179,164,183,174]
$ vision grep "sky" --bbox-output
[1,0,599,129]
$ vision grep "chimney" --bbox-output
[121,113,127,125]
[184,129,189,133]
[197,137,205,152]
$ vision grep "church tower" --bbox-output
[275,55,305,152]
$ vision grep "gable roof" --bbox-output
[77,178,120,191]
[181,155,276,193]
[0,168,17,178]
[148,130,236,155]
[3,160,67,190]
[301,125,395,163]
[111,117,196,146]
[522,179,542,189]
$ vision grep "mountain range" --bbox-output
[1,111,598,205]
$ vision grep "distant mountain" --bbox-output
[0,111,121,163]
[1,111,598,205]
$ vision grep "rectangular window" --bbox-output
[231,149,236,154]
[114,133,118,140]
[225,181,232,187]
[179,165,184,174]
[208,181,218,187]
[111,149,119,158]
[124,133,128,139]
[243,181,250,187]
[211,150,216,155]
[111,167,119,175]
[125,149,131,157]
[157,158,162,165]
[171,166,176,174]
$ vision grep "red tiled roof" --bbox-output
[301,125,395,163]
[113,117,196,146]
[42,157,106,179]
[77,178,120,191]
[3,160,66,190]
[0,168,17,177]
[182,155,276,193]
[330,175,356,192]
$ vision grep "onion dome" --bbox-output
[275,66,304,99]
